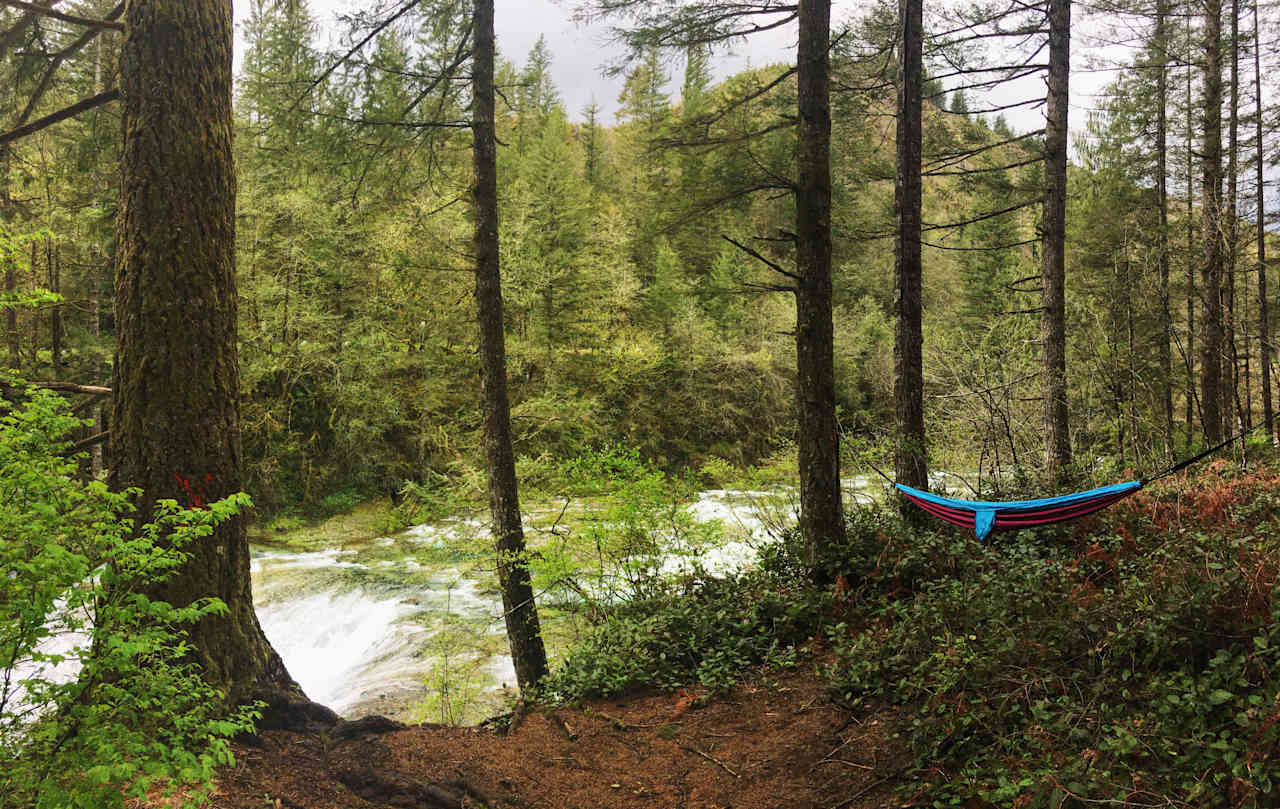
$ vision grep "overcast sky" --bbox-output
[232,0,1124,137]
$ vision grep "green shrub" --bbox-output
[827,470,1280,807]
[542,570,823,701]
[0,376,258,809]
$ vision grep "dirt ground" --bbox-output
[209,664,907,809]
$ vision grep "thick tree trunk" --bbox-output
[111,0,294,706]
[795,0,844,581]
[1041,0,1071,480]
[894,0,927,504]
[1156,0,1173,454]
[1255,0,1273,442]
[1200,0,1224,443]
[472,0,549,692]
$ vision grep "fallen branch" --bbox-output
[36,381,111,395]
[681,745,739,778]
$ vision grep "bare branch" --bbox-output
[721,234,801,281]
[0,88,119,146]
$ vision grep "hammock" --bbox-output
[884,422,1264,541]
[895,480,1142,540]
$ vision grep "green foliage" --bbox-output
[542,569,821,701]
[827,470,1280,807]
[0,375,258,809]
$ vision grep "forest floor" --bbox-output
[207,661,907,809]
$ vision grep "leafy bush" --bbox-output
[542,570,823,701]
[827,466,1280,807]
[0,376,258,809]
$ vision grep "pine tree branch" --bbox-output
[924,156,1043,176]
[0,88,119,146]
[721,235,801,281]
[10,4,122,132]
[0,0,122,30]
[921,198,1042,232]
[285,0,426,119]
[0,0,60,52]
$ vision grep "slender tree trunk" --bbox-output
[472,0,548,692]
[1225,0,1240,430]
[894,0,927,503]
[1201,0,1224,443]
[50,241,61,374]
[1186,20,1197,448]
[3,146,15,368]
[1255,0,1273,442]
[1041,0,1071,480]
[795,0,844,581]
[1156,0,1173,454]
[112,0,294,706]
[91,288,104,477]
[3,261,14,369]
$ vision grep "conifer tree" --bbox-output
[473,0,549,691]
[894,0,928,499]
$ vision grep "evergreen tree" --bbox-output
[112,0,296,707]
[472,0,549,692]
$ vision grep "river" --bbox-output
[251,483,875,723]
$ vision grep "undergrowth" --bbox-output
[547,461,1280,807]
[829,462,1280,807]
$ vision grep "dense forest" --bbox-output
[6,0,1280,806]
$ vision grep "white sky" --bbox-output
[232,0,1126,138]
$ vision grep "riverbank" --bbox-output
[206,659,907,809]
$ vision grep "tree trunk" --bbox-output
[1186,16,1197,448]
[1225,0,1240,430]
[894,0,927,504]
[3,147,15,367]
[1255,0,1272,443]
[1041,0,1071,480]
[1200,0,1224,443]
[111,0,294,706]
[472,0,549,692]
[50,241,61,374]
[1155,0,1173,455]
[795,0,844,581]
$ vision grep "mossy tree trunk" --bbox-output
[472,0,549,692]
[111,0,294,706]
[795,0,844,581]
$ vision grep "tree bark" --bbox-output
[1225,0,1240,430]
[472,0,548,692]
[1200,0,1224,443]
[1155,0,1173,454]
[50,240,61,374]
[111,0,294,706]
[1255,0,1272,442]
[3,144,15,368]
[1040,0,1071,480]
[795,0,843,580]
[1186,14,1197,448]
[894,0,927,505]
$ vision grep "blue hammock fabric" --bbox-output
[895,480,1144,540]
